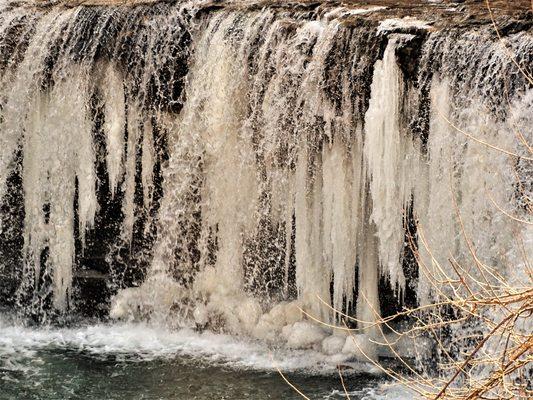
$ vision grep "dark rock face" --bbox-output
[0,0,530,320]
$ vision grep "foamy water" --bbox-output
[0,315,374,372]
[0,313,413,399]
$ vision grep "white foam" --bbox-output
[0,316,378,375]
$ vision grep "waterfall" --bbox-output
[0,1,531,358]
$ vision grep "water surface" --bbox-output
[0,315,406,400]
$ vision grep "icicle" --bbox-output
[22,93,49,289]
[322,137,357,313]
[348,134,365,306]
[294,144,330,321]
[0,10,75,202]
[74,77,98,249]
[101,63,126,198]
[142,120,155,209]
[48,71,95,310]
[3,8,97,312]
[416,78,457,306]
[364,34,412,294]
[20,69,95,311]
[355,197,381,358]
[122,103,141,245]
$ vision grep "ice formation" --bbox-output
[0,0,530,362]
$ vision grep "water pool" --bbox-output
[0,315,406,400]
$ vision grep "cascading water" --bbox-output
[0,0,531,382]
